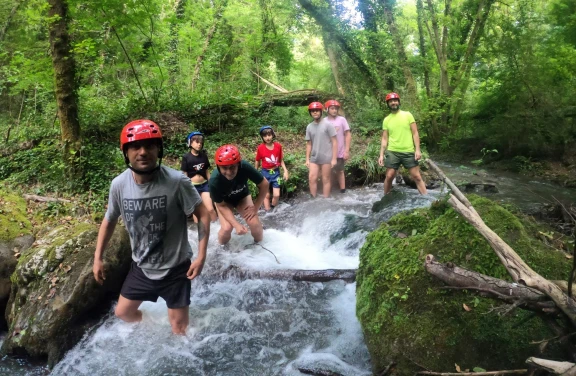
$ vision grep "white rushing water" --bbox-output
[3,183,439,376]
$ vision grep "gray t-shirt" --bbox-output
[305,118,337,164]
[105,165,202,280]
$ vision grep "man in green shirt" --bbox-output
[378,92,427,195]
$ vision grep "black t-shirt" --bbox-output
[209,160,264,204]
[181,152,210,179]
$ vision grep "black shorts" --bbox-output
[120,259,192,309]
[333,158,345,171]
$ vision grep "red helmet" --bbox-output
[120,119,163,151]
[324,100,341,109]
[308,102,323,112]
[215,144,241,166]
[385,92,400,102]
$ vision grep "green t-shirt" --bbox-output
[209,160,264,205]
[382,110,416,153]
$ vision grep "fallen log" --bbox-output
[23,194,71,203]
[424,255,550,304]
[526,357,575,374]
[447,194,576,326]
[426,159,479,217]
[212,265,357,283]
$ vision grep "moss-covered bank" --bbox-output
[356,195,570,374]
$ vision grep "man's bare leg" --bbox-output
[321,164,332,197]
[384,168,396,194]
[168,306,189,335]
[308,163,320,197]
[237,195,263,242]
[115,296,143,322]
[409,166,428,194]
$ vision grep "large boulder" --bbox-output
[357,196,570,374]
[1,222,131,367]
[0,189,34,331]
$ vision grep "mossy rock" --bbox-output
[356,195,570,374]
[0,187,33,242]
[1,221,131,367]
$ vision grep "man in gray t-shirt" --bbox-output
[92,119,210,335]
[305,102,337,198]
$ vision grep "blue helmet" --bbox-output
[186,131,204,148]
[259,125,275,138]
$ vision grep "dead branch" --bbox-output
[526,357,575,374]
[447,194,576,326]
[417,370,527,376]
[377,361,396,376]
[425,255,548,302]
[426,159,479,217]
[251,71,288,92]
[297,367,343,376]
[23,194,71,203]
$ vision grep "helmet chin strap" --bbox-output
[124,155,162,175]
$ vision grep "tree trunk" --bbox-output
[0,0,23,42]
[323,34,346,97]
[297,0,385,104]
[381,0,418,103]
[191,0,228,91]
[357,0,394,90]
[47,0,80,152]
[449,0,494,129]
[168,0,187,83]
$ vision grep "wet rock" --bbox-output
[1,222,131,367]
[0,235,34,331]
[458,182,499,194]
[371,191,407,213]
[400,169,441,190]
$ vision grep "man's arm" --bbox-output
[93,217,119,284]
[187,203,210,280]
[378,130,389,166]
[305,140,312,168]
[344,130,351,160]
[410,122,422,161]
[331,136,337,168]
[280,159,289,180]
[216,202,244,230]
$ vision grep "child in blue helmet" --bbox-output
[181,131,217,221]
[254,126,289,211]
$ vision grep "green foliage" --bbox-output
[471,148,498,166]
[357,195,570,373]
[0,186,33,241]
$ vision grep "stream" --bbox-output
[1,161,575,375]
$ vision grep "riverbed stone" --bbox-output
[357,195,570,374]
[400,168,441,190]
[1,221,131,367]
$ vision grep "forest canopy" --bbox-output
[0,0,575,158]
